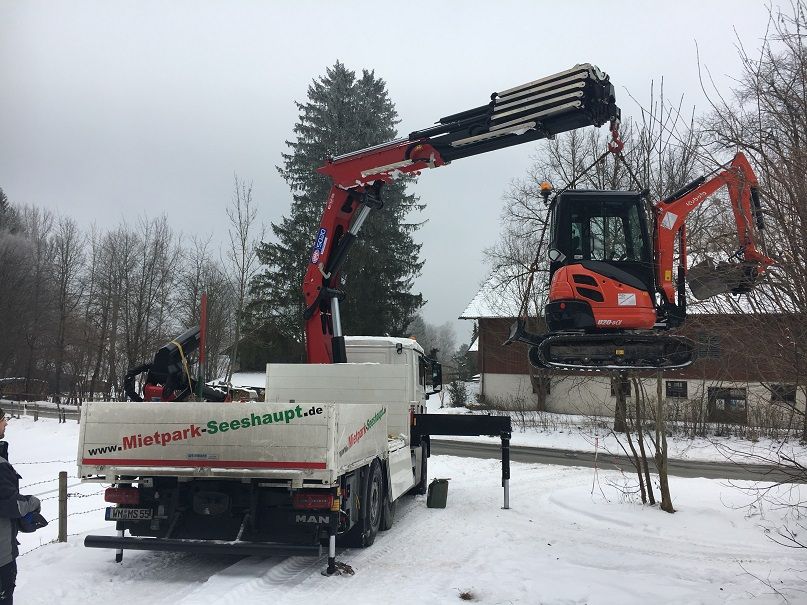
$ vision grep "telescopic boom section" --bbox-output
[303,64,620,363]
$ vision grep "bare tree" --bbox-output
[225,175,264,383]
[178,235,234,380]
[0,230,34,376]
[17,206,55,393]
[51,215,85,398]
[699,1,807,441]
[121,216,181,369]
[405,315,456,363]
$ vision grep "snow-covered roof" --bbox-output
[460,268,545,319]
[468,337,478,353]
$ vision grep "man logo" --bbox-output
[295,514,329,524]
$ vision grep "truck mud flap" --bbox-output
[84,534,325,557]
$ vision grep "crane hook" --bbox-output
[607,118,624,154]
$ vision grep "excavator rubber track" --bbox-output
[530,332,694,371]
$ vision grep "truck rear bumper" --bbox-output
[84,534,325,557]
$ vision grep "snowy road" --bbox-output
[432,439,797,481]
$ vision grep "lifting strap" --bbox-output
[514,119,643,323]
[170,339,195,399]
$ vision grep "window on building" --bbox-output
[610,377,631,398]
[707,387,747,424]
[695,332,721,358]
[666,380,688,399]
[769,383,797,405]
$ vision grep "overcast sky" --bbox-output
[0,1,777,342]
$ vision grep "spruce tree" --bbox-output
[0,187,19,233]
[249,62,424,347]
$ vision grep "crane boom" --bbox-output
[304,64,620,364]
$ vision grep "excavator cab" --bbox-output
[545,190,657,332]
[518,188,694,371]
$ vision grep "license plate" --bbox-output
[105,507,153,521]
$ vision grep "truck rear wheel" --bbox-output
[342,460,383,548]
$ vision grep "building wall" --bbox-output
[481,373,616,415]
[480,371,807,421]
[478,315,805,382]
[473,313,807,422]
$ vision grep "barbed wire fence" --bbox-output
[17,467,108,557]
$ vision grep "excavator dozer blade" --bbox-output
[530,333,694,371]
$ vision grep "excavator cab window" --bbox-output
[550,190,653,291]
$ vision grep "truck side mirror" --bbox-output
[429,361,442,394]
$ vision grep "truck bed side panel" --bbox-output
[333,403,389,474]
[78,402,333,480]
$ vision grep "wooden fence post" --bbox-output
[33,403,38,422]
[58,471,67,542]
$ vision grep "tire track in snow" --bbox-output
[536,476,794,579]
[268,494,433,605]
[167,498,426,605]
[173,555,328,605]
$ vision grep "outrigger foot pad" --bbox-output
[322,561,355,576]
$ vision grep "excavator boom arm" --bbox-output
[654,152,774,305]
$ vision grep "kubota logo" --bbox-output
[597,319,623,326]
[686,191,708,206]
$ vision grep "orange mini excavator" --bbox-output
[509,151,775,370]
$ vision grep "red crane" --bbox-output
[303,64,620,364]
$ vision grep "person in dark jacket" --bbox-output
[0,409,41,604]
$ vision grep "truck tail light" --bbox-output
[105,487,140,505]
[292,492,334,510]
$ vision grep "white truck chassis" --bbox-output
[79,338,511,573]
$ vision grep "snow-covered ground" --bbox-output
[7,415,806,603]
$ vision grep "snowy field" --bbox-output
[6,415,806,604]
